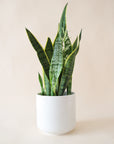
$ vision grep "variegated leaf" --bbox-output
[49,36,63,94]
[45,37,53,62]
[26,28,50,79]
[67,77,72,95]
[43,70,51,95]
[59,3,68,39]
[63,31,72,60]
[58,45,79,95]
[38,73,45,95]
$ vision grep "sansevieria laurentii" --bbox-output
[26,3,82,96]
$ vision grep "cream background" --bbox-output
[0,0,114,143]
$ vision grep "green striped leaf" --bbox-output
[67,77,72,95]
[79,29,82,42]
[43,70,51,95]
[72,29,82,54]
[58,45,79,95]
[53,31,59,48]
[26,28,50,79]
[73,29,82,51]
[66,30,82,95]
[38,73,45,95]
[42,37,53,95]
[63,31,72,60]
[49,36,63,95]
[59,3,68,39]
[73,36,78,50]
[45,37,53,62]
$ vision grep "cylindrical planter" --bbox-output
[36,93,76,135]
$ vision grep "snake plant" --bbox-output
[26,3,82,96]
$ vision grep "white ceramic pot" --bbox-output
[36,93,76,135]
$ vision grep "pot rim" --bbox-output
[36,92,75,97]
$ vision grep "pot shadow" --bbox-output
[66,117,114,136]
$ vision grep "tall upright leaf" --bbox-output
[66,31,82,95]
[26,28,50,79]
[43,70,51,95]
[38,73,45,95]
[63,32,73,94]
[59,3,68,39]
[73,30,82,53]
[59,4,72,60]
[63,31,72,60]
[49,36,63,94]
[43,38,53,95]
[58,45,79,95]
[67,77,72,95]
[73,36,78,50]
[45,37,53,62]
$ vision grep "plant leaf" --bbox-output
[73,29,82,51]
[49,36,63,94]
[45,37,53,62]
[59,3,68,39]
[58,45,79,95]
[72,29,82,54]
[26,28,50,79]
[73,36,78,50]
[43,70,51,95]
[53,31,59,48]
[42,38,53,95]
[38,73,44,95]
[67,77,72,95]
[63,31,72,60]
[79,29,82,42]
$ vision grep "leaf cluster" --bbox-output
[26,3,82,96]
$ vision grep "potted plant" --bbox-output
[26,3,82,135]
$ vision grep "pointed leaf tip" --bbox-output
[79,29,82,41]
[65,3,68,8]
[45,37,53,62]
[25,28,29,33]
[59,3,68,39]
